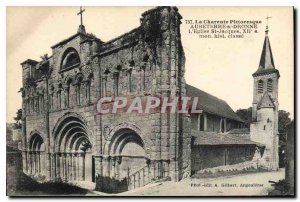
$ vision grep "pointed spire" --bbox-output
[259,26,275,69]
[253,24,280,77]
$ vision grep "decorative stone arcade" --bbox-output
[52,115,93,182]
[28,133,46,176]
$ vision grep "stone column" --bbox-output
[111,156,116,178]
[56,153,60,179]
[102,156,110,177]
[37,151,41,174]
[32,152,36,174]
[50,153,55,180]
[22,151,27,174]
[79,153,85,181]
[115,156,121,180]
[76,154,80,181]
[59,153,63,180]
[27,151,31,174]
[72,153,77,181]
[29,151,33,175]
[63,153,68,182]
[67,153,71,181]
[150,160,156,180]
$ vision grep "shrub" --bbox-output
[95,175,128,193]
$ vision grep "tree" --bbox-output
[236,107,252,127]
[236,108,292,132]
[13,109,22,129]
[278,110,292,133]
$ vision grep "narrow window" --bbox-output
[221,119,225,133]
[113,66,121,96]
[103,69,110,97]
[36,96,39,112]
[258,80,264,93]
[199,114,204,131]
[267,79,273,93]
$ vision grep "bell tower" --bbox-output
[250,23,280,170]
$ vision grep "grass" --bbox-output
[192,166,269,179]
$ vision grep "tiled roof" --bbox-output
[186,84,244,122]
[227,128,250,134]
[192,130,264,147]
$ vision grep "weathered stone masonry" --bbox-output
[20,6,191,187]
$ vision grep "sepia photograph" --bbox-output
[6,6,294,196]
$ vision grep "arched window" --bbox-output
[61,48,80,70]
[257,80,264,94]
[267,79,273,93]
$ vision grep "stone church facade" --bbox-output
[20,7,190,187]
[19,6,279,191]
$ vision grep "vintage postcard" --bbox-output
[6,6,294,196]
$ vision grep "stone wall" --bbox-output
[21,6,190,186]
[191,145,256,174]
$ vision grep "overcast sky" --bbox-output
[6,6,294,122]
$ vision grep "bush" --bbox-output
[95,175,128,193]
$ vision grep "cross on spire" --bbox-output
[77,6,86,26]
[265,16,272,35]
[266,15,272,27]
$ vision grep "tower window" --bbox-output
[264,125,266,130]
[258,80,264,93]
[267,79,273,93]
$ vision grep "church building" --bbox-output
[19,7,279,192]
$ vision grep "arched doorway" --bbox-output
[28,133,45,176]
[108,128,146,180]
[104,125,153,191]
[53,115,92,182]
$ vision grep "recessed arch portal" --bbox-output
[28,133,46,176]
[52,113,92,182]
[105,124,147,180]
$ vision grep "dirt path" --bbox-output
[121,169,285,196]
